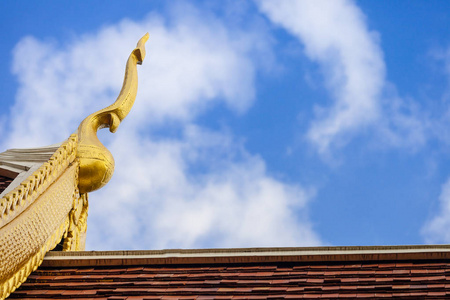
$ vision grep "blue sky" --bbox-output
[2,0,450,250]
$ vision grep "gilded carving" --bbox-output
[0,34,148,299]
[77,33,149,193]
[0,135,77,228]
[0,141,78,299]
[63,193,89,251]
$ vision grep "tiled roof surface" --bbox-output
[0,174,13,194]
[11,255,450,299]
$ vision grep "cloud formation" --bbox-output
[257,0,385,154]
[89,126,319,249]
[4,4,321,249]
[422,177,450,243]
[7,6,270,148]
[421,47,450,244]
[257,0,427,155]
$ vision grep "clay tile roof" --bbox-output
[9,245,450,299]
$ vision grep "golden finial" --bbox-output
[76,33,149,193]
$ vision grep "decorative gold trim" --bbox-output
[63,193,89,251]
[77,33,149,193]
[0,135,77,229]
[0,162,79,299]
[0,34,148,299]
[0,215,70,299]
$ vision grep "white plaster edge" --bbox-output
[44,245,450,261]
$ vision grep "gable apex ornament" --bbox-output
[77,33,149,193]
[0,33,149,299]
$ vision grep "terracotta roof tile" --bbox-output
[10,251,450,299]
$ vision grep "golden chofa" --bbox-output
[76,33,149,193]
[0,34,148,299]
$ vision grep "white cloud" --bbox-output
[6,7,271,148]
[420,48,450,244]
[257,0,427,155]
[257,0,385,154]
[4,4,321,249]
[422,177,450,243]
[88,126,320,249]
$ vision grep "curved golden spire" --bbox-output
[76,33,149,193]
[0,34,149,299]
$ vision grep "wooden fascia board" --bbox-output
[43,245,450,267]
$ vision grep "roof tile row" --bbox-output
[11,259,450,299]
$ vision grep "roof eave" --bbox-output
[43,244,450,267]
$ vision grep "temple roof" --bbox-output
[0,144,61,197]
[0,34,150,299]
[10,245,450,299]
[0,175,13,195]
